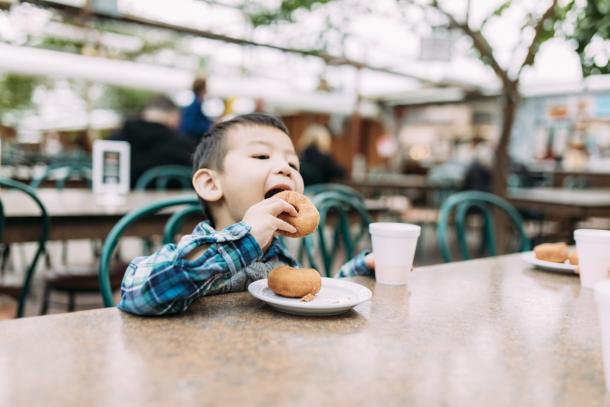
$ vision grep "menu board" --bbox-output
[93,140,130,196]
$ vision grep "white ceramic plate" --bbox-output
[248,278,372,316]
[521,251,578,274]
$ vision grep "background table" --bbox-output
[0,253,605,406]
[1,188,199,243]
[508,187,610,218]
[2,188,393,243]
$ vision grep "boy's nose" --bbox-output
[273,160,292,177]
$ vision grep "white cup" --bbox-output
[369,222,421,285]
[574,229,610,288]
[595,280,610,391]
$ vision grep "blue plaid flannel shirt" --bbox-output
[118,221,372,316]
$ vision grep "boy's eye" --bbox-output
[252,154,269,160]
[289,163,299,170]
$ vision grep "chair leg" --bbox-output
[67,292,76,312]
[39,284,51,315]
[61,240,68,265]
[0,244,9,275]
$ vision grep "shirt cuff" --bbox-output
[337,250,374,278]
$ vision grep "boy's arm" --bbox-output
[118,222,262,316]
[336,250,374,278]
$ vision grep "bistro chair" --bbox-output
[135,165,193,191]
[30,160,92,190]
[29,160,109,313]
[301,183,367,264]
[304,183,364,202]
[0,177,49,318]
[135,165,195,254]
[437,191,531,262]
[301,191,372,278]
[99,196,201,307]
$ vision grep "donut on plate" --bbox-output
[274,190,319,238]
[268,265,321,301]
[534,242,569,263]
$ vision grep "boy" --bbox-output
[118,113,374,316]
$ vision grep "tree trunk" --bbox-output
[492,86,520,253]
[492,86,520,198]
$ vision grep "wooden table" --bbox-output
[0,253,605,406]
[1,188,199,243]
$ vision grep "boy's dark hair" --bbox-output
[192,113,290,226]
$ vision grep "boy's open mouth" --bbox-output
[264,186,291,199]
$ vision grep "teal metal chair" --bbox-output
[99,196,201,307]
[30,161,92,190]
[302,183,367,266]
[304,183,364,202]
[135,165,193,191]
[29,160,107,313]
[436,191,530,262]
[163,204,205,244]
[300,191,372,278]
[0,177,49,318]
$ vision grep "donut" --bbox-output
[275,190,319,237]
[268,265,321,300]
[568,251,579,265]
[534,242,569,263]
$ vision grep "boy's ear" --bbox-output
[192,168,223,202]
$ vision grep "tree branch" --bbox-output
[517,0,558,77]
[430,0,514,90]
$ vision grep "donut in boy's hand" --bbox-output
[275,190,319,237]
[268,265,321,300]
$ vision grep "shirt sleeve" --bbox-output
[117,222,262,316]
[336,250,374,278]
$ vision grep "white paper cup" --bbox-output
[574,229,610,288]
[595,280,610,391]
[370,222,420,285]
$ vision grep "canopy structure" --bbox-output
[0,0,590,116]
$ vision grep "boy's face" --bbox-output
[219,125,304,222]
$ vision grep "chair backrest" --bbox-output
[436,190,530,262]
[304,183,364,202]
[30,161,92,190]
[163,204,205,244]
[301,191,372,277]
[98,195,201,307]
[135,165,193,191]
[0,177,49,317]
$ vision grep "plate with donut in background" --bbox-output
[521,242,578,275]
[248,277,372,316]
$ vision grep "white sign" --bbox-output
[93,140,130,197]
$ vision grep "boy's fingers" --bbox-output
[274,218,297,234]
[268,198,298,217]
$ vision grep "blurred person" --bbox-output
[180,77,213,141]
[297,123,346,186]
[110,95,196,187]
[462,134,493,192]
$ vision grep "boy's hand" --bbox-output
[243,197,298,250]
[364,253,375,270]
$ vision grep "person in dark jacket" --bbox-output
[297,123,346,186]
[110,96,196,187]
[180,77,213,141]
